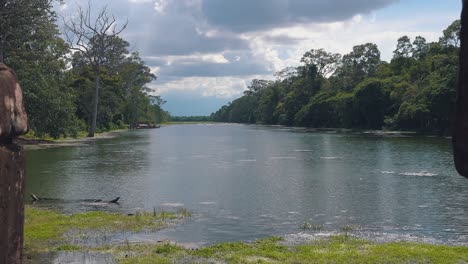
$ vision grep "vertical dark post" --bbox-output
[0,63,28,264]
[454,0,468,178]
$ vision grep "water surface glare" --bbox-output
[26,124,468,245]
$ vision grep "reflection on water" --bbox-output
[26,124,468,245]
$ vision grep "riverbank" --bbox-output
[23,206,191,262]
[116,236,468,264]
[23,207,468,264]
[16,130,127,150]
[163,121,217,125]
[166,122,451,138]
[214,123,452,137]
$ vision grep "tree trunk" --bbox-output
[0,143,25,264]
[88,73,100,137]
[453,0,468,178]
[0,42,4,63]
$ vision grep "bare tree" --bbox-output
[64,3,127,137]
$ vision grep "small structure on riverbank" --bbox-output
[134,123,161,129]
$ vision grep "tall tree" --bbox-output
[3,0,83,138]
[243,79,273,96]
[64,4,127,137]
[300,49,341,77]
[334,43,381,90]
[120,52,157,127]
[440,20,461,48]
[412,36,429,59]
[393,35,413,59]
[344,43,381,76]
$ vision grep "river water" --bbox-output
[26,124,468,246]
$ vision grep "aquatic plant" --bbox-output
[301,220,324,231]
[341,224,360,240]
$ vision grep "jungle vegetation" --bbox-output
[211,20,461,135]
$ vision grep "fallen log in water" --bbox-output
[30,194,121,204]
[109,197,120,203]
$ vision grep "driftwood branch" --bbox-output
[30,194,121,204]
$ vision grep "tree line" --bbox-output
[170,116,213,122]
[0,0,169,139]
[211,20,461,135]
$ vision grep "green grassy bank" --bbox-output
[24,207,468,263]
[115,236,468,264]
[24,206,190,253]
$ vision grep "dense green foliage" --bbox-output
[0,0,168,138]
[170,116,213,122]
[212,20,460,134]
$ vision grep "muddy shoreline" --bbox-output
[16,130,126,150]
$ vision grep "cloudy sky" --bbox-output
[58,0,462,116]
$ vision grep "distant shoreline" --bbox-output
[166,122,451,138]
[163,121,217,125]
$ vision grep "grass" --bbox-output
[116,236,468,264]
[24,207,468,263]
[24,206,187,252]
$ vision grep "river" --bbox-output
[26,124,468,246]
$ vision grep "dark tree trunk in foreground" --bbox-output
[0,63,28,263]
[454,0,468,178]
[0,144,25,264]
[0,46,4,63]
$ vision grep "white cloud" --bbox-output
[145,52,229,65]
[150,66,161,75]
[128,0,153,3]
[154,0,169,13]
[58,2,69,11]
[200,54,229,64]
[149,75,271,98]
